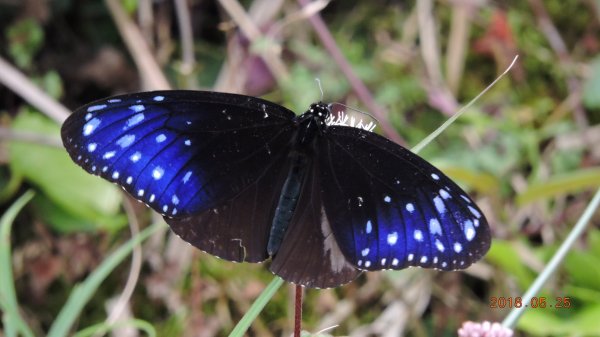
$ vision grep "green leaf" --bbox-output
[564,250,600,291]
[33,193,126,232]
[583,57,600,109]
[589,230,600,259]
[517,168,600,205]
[9,109,124,232]
[486,240,535,290]
[6,18,44,69]
[519,305,600,335]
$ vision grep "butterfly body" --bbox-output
[62,91,491,288]
[268,103,329,256]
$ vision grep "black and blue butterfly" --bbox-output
[61,90,491,288]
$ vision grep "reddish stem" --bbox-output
[294,284,303,337]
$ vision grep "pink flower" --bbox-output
[458,321,513,337]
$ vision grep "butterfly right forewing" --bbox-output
[319,126,491,272]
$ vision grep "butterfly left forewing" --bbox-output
[62,90,298,262]
[319,126,491,272]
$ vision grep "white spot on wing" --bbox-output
[83,118,101,136]
[129,104,145,112]
[429,218,442,235]
[433,196,446,214]
[387,232,398,245]
[384,195,391,203]
[414,230,423,242]
[172,195,179,205]
[435,239,445,252]
[87,104,107,112]
[130,152,141,162]
[454,242,463,253]
[126,113,145,128]
[152,167,164,180]
[392,258,399,266]
[365,220,372,234]
[406,203,415,213]
[103,151,116,159]
[87,143,97,152]
[361,248,370,256]
[440,189,451,199]
[153,95,165,101]
[464,220,476,241]
[182,171,192,183]
[431,173,440,180]
[116,134,135,148]
[468,205,482,219]
[156,134,166,143]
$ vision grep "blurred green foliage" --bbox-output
[6,18,44,69]
[9,110,125,232]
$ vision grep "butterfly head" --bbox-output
[306,102,332,127]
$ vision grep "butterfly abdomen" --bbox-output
[267,153,311,255]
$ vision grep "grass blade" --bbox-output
[47,221,164,337]
[0,190,36,337]
[228,277,285,337]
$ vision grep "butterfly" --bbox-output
[61,90,491,288]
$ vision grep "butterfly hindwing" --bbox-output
[166,150,292,263]
[320,126,491,271]
[269,158,361,288]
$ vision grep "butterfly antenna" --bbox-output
[411,55,519,154]
[314,78,324,101]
